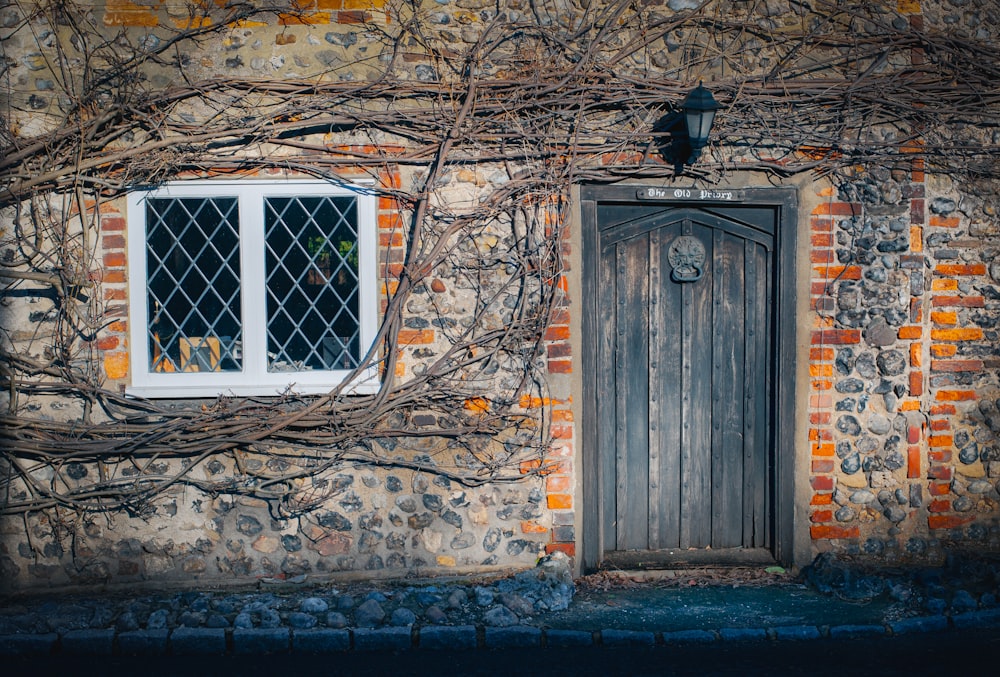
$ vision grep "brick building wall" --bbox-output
[2,1,999,591]
[806,167,1000,560]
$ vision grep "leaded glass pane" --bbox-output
[145,197,243,373]
[264,196,360,371]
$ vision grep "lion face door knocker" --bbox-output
[667,235,706,283]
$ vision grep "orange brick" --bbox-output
[928,482,951,496]
[813,265,862,280]
[810,525,860,540]
[520,521,549,534]
[519,395,562,409]
[397,329,434,345]
[812,202,861,217]
[934,264,987,277]
[910,343,922,368]
[809,394,833,409]
[910,225,922,252]
[811,329,861,345]
[810,347,835,361]
[931,279,958,291]
[928,435,953,448]
[545,325,570,341]
[930,328,984,341]
[546,476,572,493]
[279,11,333,24]
[909,371,923,396]
[898,326,922,339]
[103,252,127,268]
[931,359,984,372]
[929,215,960,228]
[931,311,957,326]
[547,494,573,510]
[96,336,119,351]
[100,216,126,231]
[931,344,957,358]
[464,397,489,413]
[379,231,404,247]
[811,493,833,505]
[551,409,574,422]
[102,234,126,250]
[929,419,951,431]
[519,459,543,475]
[907,446,921,478]
[103,352,129,380]
[929,449,952,463]
[810,510,834,523]
[932,296,985,308]
[928,515,975,530]
[810,364,834,377]
[812,443,836,457]
[935,390,977,402]
[928,499,951,513]
[545,543,576,556]
[548,359,573,374]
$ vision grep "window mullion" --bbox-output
[240,189,268,384]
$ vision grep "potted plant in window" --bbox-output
[306,235,357,286]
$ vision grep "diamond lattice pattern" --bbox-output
[145,197,243,373]
[264,196,360,372]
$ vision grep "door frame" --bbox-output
[578,184,799,571]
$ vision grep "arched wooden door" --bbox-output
[580,187,797,569]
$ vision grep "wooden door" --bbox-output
[580,188,797,569]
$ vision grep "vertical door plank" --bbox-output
[711,229,747,548]
[757,245,775,547]
[647,229,662,549]
[615,235,650,550]
[598,242,618,551]
[684,221,715,548]
[654,225,683,549]
[742,240,758,547]
[744,241,771,547]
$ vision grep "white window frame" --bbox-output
[126,180,379,398]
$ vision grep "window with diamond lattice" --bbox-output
[127,181,378,397]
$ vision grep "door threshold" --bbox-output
[600,547,776,570]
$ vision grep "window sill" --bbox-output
[125,378,380,400]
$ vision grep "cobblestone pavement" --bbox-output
[2,552,1000,657]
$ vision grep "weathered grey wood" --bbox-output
[742,239,759,547]
[758,245,774,547]
[653,224,683,549]
[601,547,776,570]
[712,227,747,548]
[598,241,617,552]
[616,235,651,550]
[582,185,798,571]
[646,228,662,549]
[685,221,714,548]
[580,195,601,569]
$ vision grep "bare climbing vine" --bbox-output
[1,0,998,521]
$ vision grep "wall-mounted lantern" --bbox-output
[681,82,721,164]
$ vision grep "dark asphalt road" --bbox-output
[8,627,1000,676]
